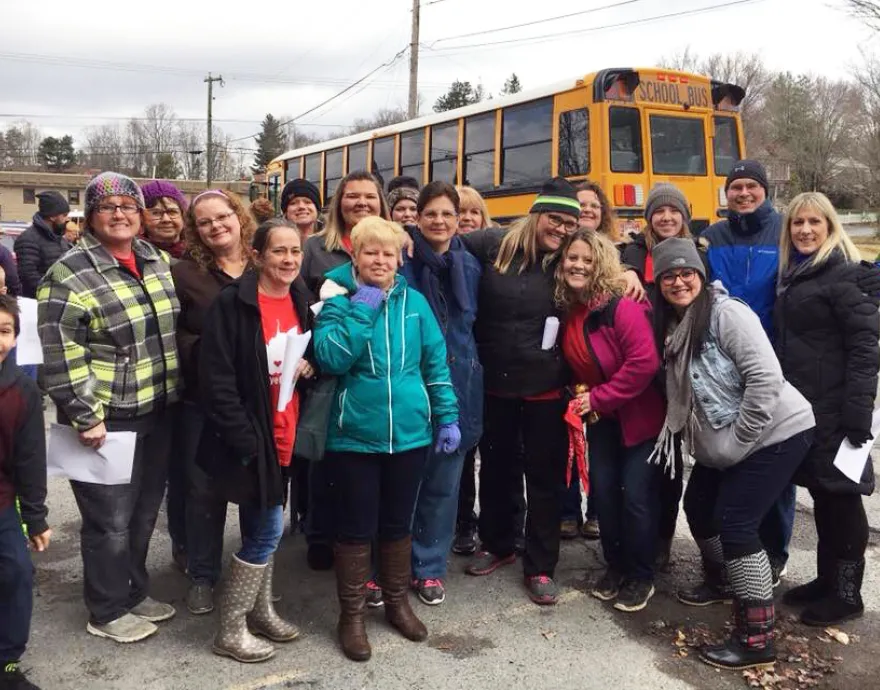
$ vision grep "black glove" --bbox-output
[856,261,880,297]
[844,428,872,448]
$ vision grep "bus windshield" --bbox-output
[649,115,707,176]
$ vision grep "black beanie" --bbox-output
[725,159,769,194]
[37,191,70,217]
[281,178,321,212]
[387,175,420,194]
[529,177,580,218]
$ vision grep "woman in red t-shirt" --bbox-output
[199,219,317,663]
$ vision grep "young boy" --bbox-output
[0,294,50,690]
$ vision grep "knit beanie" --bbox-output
[645,183,690,226]
[386,175,420,194]
[725,159,769,194]
[280,178,321,212]
[652,237,706,281]
[387,186,419,212]
[85,172,145,217]
[37,191,70,217]
[140,180,188,211]
[530,177,580,218]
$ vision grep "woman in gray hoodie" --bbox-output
[650,238,815,672]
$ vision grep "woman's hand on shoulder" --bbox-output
[622,270,646,302]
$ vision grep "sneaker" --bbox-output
[560,520,580,540]
[1,661,41,690]
[677,582,733,607]
[465,551,516,576]
[365,579,384,608]
[613,580,655,612]
[452,526,478,556]
[414,578,446,605]
[581,518,600,540]
[514,535,526,556]
[130,596,176,622]
[86,613,158,643]
[186,582,214,615]
[770,561,787,588]
[525,575,559,605]
[591,568,624,601]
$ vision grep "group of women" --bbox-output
[33,161,877,673]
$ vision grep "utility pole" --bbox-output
[204,73,224,185]
[408,0,420,119]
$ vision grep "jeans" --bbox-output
[69,409,173,624]
[588,418,659,581]
[237,504,284,565]
[330,447,429,544]
[479,396,568,578]
[758,483,796,566]
[456,447,479,532]
[561,464,598,523]
[166,412,187,554]
[181,402,227,585]
[412,445,466,579]
[305,459,338,547]
[0,504,32,663]
[685,429,813,560]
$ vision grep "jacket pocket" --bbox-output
[337,389,348,431]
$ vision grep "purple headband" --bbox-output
[191,189,230,206]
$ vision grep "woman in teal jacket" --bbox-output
[313,216,459,663]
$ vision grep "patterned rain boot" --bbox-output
[212,555,275,663]
[247,555,300,642]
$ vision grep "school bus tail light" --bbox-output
[613,184,643,207]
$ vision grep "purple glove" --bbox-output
[434,422,461,455]
[350,285,385,310]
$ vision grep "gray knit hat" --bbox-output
[652,237,706,281]
[645,183,690,226]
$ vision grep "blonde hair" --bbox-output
[184,190,255,270]
[644,219,692,250]
[554,229,626,310]
[494,214,541,275]
[350,216,405,255]
[456,185,493,229]
[320,171,390,252]
[779,192,860,276]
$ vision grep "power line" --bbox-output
[0,113,348,127]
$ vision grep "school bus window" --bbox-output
[348,142,368,174]
[372,136,395,188]
[501,98,552,188]
[464,112,495,192]
[400,129,425,184]
[304,153,322,186]
[713,116,740,177]
[650,116,706,176]
[324,148,344,202]
[286,157,302,181]
[609,107,643,174]
[558,109,590,177]
[430,122,458,184]
[268,175,280,212]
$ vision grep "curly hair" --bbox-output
[575,181,619,242]
[183,190,256,270]
[553,228,626,311]
[249,197,276,224]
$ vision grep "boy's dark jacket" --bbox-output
[0,358,48,534]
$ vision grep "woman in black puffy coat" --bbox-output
[774,192,879,627]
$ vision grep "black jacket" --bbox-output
[14,214,72,297]
[774,253,879,495]
[462,228,569,397]
[301,233,350,294]
[197,270,316,507]
[620,233,710,301]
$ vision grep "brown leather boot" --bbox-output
[334,542,372,661]
[379,537,427,642]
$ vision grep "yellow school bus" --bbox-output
[265,160,284,215]
[270,67,745,235]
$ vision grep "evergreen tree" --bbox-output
[252,114,286,173]
[501,73,522,95]
[433,80,485,113]
[154,152,181,179]
[38,135,76,172]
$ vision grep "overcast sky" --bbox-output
[0,0,875,155]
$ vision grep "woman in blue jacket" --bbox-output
[313,216,460,662]
[399,181,483,607]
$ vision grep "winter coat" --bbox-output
[620,232,710,301]
[702,201,780,338]
[301,233,351,294]
[313,262,459,455]
[399,233,483,451]
[562,297,665,447]
[14,213,73,298]
[0,358,47,536]
[0,244,22,296]
[197,270,315,507]
[774,252,879,495]
[461,228,570,397]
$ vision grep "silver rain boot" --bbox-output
[247,555,300,642]
[212,555,275,663]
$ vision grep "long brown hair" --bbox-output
[319,171,390,252]
[184,190,255,270]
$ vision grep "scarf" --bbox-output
[410,230,473,326]
[777,249,839,297]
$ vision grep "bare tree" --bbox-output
[82,123,127,172]
[174,121,205,180]
[349,107,408,134]
[846,0,880,29]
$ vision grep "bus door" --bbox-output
[603,103,647,237]
[554,87,591,183]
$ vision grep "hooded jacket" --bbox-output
[313,262,458,455]
[14,213,73,298]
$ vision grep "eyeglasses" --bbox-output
[96,203,140,216]
[545,213,578,233]
[195,210,236,230]
[659,268,698,286]
[147,208,182,219]
[421,211,457,222]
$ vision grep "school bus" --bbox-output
[270,67,745,235]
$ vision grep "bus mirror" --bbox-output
[711,82,746,110]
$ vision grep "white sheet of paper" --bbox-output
[46,424,137,485]
[310,301,324,317]
[832,408,880,484]
[277,330,313,412]
[541,316,560,350]
[15,297,43,365]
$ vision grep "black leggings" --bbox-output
[811,489,868,562]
